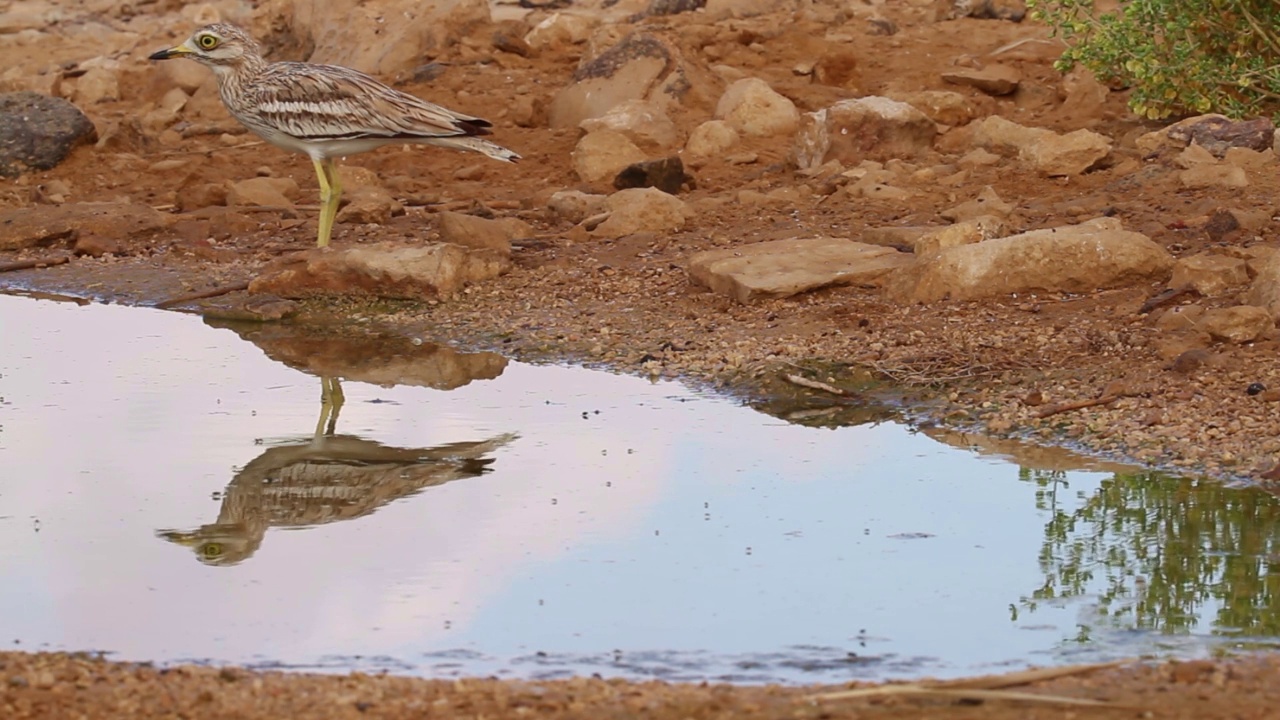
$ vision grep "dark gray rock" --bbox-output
[1167,115,1274,157]
[0,92,97,178]
[614,156,692,194]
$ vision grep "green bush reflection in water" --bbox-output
[1019,468,1280,640]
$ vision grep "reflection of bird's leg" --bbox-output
[315,376,345,437]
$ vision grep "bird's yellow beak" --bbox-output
[149,40,194,61]
[156,529,199,546]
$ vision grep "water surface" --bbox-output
[3,294,1280,683]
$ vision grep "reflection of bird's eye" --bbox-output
[197,34,219,49]
[201,543,223,558]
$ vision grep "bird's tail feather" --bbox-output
[422,136,520,163]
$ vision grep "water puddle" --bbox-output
[3,293,1280,683]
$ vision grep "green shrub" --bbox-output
[1026,0,1280,120]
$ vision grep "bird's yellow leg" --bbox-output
[312,158,342,248]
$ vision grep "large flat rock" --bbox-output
[688,237,912,304]
[249,242,511,300]
[890,217,1174,303]
[0,202,172,250]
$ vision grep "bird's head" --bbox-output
[157,525,263,566]
[148,23,262,73]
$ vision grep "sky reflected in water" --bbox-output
[2,294,1279,683]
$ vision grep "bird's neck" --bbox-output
[211,55,268,92]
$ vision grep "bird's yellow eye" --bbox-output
[201,543,224,558]
[197,34,219,50]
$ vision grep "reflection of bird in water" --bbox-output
[158,375,516,565]
[316,375,344,436]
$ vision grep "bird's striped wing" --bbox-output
[240,62,492,141]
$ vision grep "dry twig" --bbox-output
[1035,388,1142,419]
[813,659,1136,709]
[782,373,846,396]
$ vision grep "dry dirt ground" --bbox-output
[4,0,1280,713]
[7,651,1280,720]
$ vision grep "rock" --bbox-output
[1169,254,1249,295]
[737,186,812,206]
[972,116,1109,175]
[200,296,300,323]
[914,216,1008,255]
[642,0,709,18]
[0,203,172,251]
[957,148,1002,168]
[1179,164,1248,189]
[714,78,800,137]
[1219,207,1271,233]
[592,187,691,236]
[226,177,300,207]
[1223,146,1275,170]
[548,190,607,224]
[1154,304,1205,332]
[579,98,678,151]
[492,29,532,58]
[572,129,647,185]
[509,94,548,128]
[896,90,982,127]
[1240,245,1280,276]
[0,92,97,177]
[264,0,492,76]
[171,207,261,244]
[336,164,384,191]
[249,242,511,300]
[941,185,1013,221]
[73,234,127,257]
[0,5,48,34]
[704,0,795,19]
[175,181,228,212]
[848,180,914,202]
[1168,346,1213,372]
[157,58,212,94]
[813,50,860,90]
[436,211,531,254]
[971,115,1048,154]
[141,87,190,133]
[792,97,936,171]
[1137,114,1275,157]
[941,64,1021,96]
[336,186,404,225]
[1168,115,1275,157]
[614,156,690,194]
[1022,129,1111,176]
[1174,142,1218,168]
[524,12,597,51]
[948,0,1026,20]
[684,119,739,157]
[1203,210,1242,243]
[1200,306,1274,344]
[891,217,1174,303]
[1059,67,1109,121]
[72,67,120,105]
[860,225,940,251]
[1244,253,1280,316]
[549,33,716,128]
[688,237,912,304]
